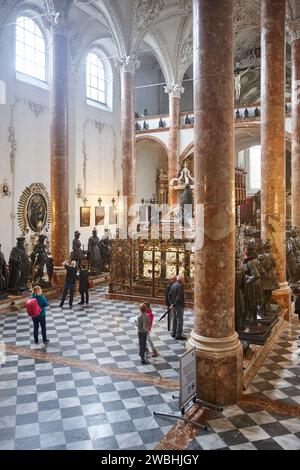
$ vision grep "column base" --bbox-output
[52,267,66,290]
[187,332,243,406]
[271,282,291,321]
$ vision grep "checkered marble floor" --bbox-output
[1,286,300,450]
[188,320,300,450]
[0,287,189,450]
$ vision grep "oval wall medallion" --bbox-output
[18,183,51,234]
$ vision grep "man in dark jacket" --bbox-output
[59,261,78,308]
[165,276,176,332]
[168,275,186,340]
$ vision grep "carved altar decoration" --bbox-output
[169,154,247,211]
[17,183,51,236]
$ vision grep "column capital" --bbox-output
[164,84,185,98]
[43,0,73,35]
[118,56,140,73]
[287,19,300,43]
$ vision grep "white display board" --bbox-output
[179,347,197,410]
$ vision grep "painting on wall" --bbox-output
[95,206,105,226]
[80,207,91,227]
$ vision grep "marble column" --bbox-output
[121,58,136,229]
[261,0,290,312]
[165,85,184,206]
[188,0,243,406]
[49,27,69,269]
[288,20,300,228]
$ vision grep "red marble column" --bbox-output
[121,59,136,228]
[289,23,300,227]
[261,0,290,312]
[49,30,69,267]
[188,0,243,406]
[166,85,184,206]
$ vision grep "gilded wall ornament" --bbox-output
[0,180,11,198]
[17,183,51,235]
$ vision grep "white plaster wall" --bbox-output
[0,20,122,259]
[136,142,168,202]
[73,57,122,249]
[0,23,50,260]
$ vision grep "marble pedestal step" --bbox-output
[243,309,288,390]
[0,287,60,315]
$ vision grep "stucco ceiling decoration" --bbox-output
[175,16,192,85]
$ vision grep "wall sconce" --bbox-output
[0,181,11,198]
[75,184,84,199]
[83,196,88,206]
[98,196,103,206]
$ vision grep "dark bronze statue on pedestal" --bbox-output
[257,239,279,314]
[31,234,53,287]
[8,237,30,293]
[0,244,8,297]
[180,184,194,226]
[88,229,103,275]
[286,227,300,284]
[100,230,111,271]
[71,231,83,266]
[243,239,264,325]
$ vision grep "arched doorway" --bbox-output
[136,136,168,203]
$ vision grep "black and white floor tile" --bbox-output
[0,286,300,450]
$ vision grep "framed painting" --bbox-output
[95,206,105,226]
[80,207,91,227]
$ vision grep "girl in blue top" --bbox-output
[32,286,49,346]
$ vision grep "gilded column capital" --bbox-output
[164,84,185,99]
[287,19,300,43]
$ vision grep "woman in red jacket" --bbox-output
[145,303,159,357]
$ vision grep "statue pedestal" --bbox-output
[52,267,66,289]
[271,282,291,321]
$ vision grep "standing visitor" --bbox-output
[168,275,186,340]
[78,262,89,305]
[136,303,151,364]
[30,286,49,345]
[145,302,159,357]
[59,260,77,308]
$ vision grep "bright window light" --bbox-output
[249,145,261,189]
[16,16,46,82]
[86,52,106,104]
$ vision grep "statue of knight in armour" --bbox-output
[257,239,279,314]
[8,237,30,293]
[243,239,264,324]
[0,244,8,295]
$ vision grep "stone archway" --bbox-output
[136,136,169,203]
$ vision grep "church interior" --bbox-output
[1,0,300,452]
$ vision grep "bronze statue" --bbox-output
[71,231,83,266]
[31,234,53,287]
[286,229,300,284]
[88,229,103,275]
[100,230,111,271]
[235,268,247,331]
[0,244,8,295]
[243,239,264,324]
[180,184,194,226]
[8,237,30,293]
[257,239,279,314]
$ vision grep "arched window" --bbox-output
[16,16,46,82]
[86,52,107,104]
